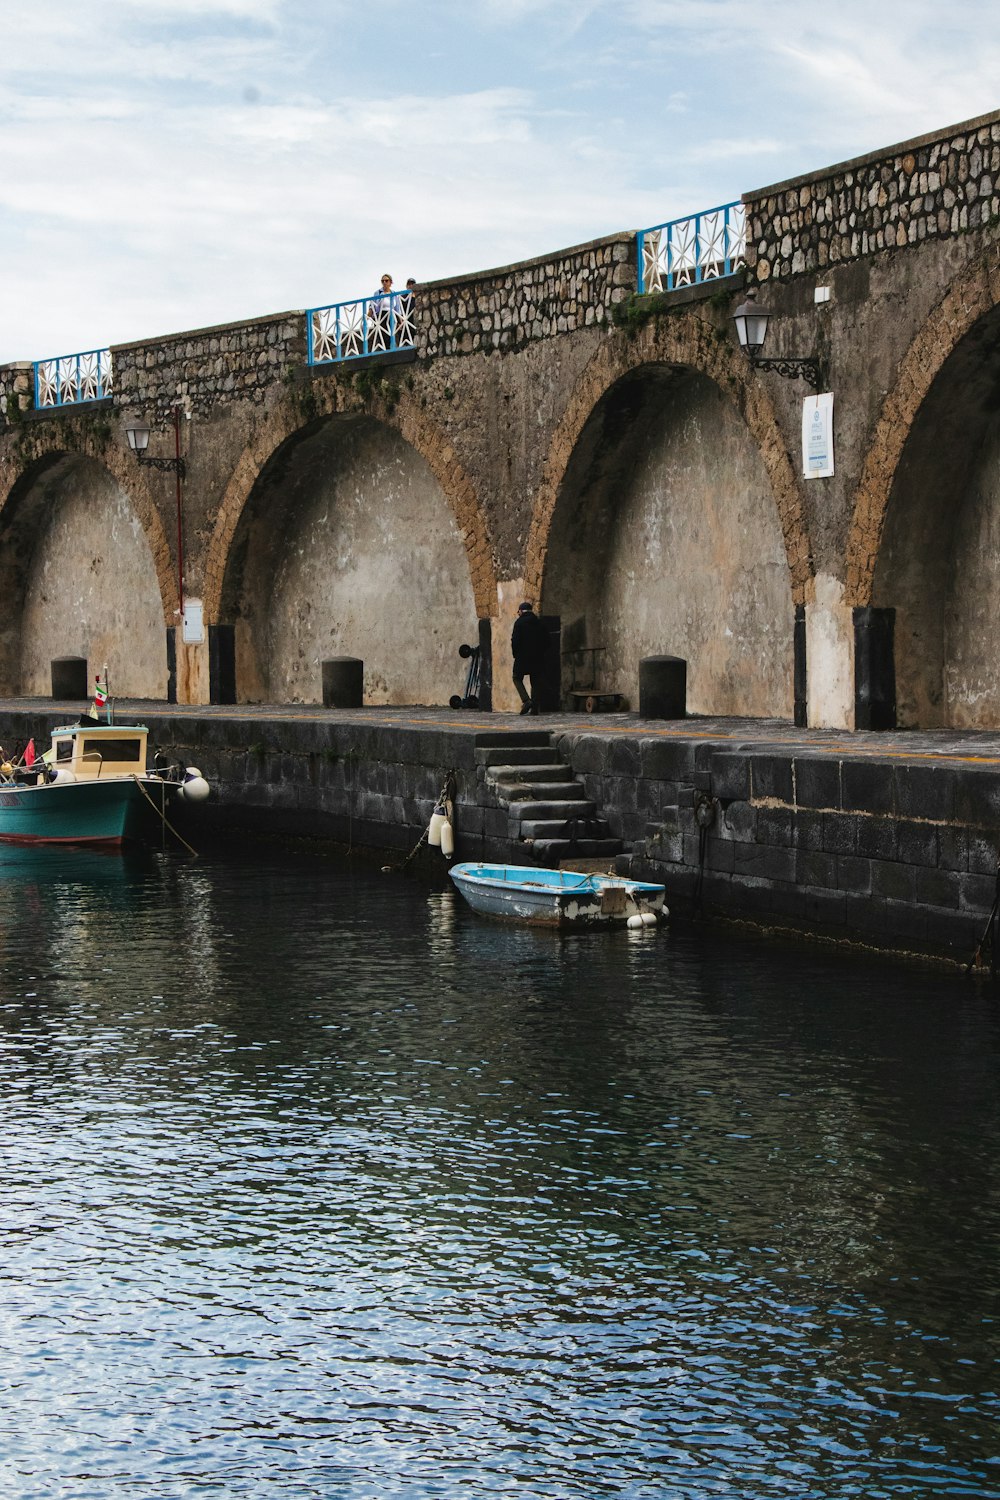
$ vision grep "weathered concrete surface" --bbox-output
[222,414,478,705]
[543,366,794,715]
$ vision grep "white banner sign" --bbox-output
[802,392,834,479]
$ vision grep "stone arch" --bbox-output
[525,313,811,606]
[203,384,496,626]
[845,244,1000,726]
[202,384,496,704]
[524,314,809,715]
[846,245,1000,606]
[0,432,175,695]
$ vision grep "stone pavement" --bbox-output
[4,698,999,770]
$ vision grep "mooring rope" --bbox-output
[132,775,198,857]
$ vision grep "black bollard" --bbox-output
[51,656,88,700]
[639,656,687,719]
[322,657,364,709]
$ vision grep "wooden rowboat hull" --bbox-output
[448,862,667,928]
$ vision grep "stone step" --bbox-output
[505,781,587,800]
[507,799,596,821]
[473,732,552,752]
[489,763,568,784]
[519,817,613,839]
[527,838,624,861]
[475,745,561,767]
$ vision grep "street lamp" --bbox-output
[124,409,187,622]
[732,295,822,390]
[125,420,186,477]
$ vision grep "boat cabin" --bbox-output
[51,723,149,780]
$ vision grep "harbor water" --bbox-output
[0,845,998,1499]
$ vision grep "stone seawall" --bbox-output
[560,730,998,961]
[0,708,535,866]
[0,705,996,965]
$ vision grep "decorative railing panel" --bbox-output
[637,202,746,295]
[307,291,416,366]
[33,348,113,408]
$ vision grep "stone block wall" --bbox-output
[746,108,1000,282]
[559,729,998,962]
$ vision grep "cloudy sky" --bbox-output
[2,0,998,365]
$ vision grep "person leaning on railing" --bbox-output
[370,272,394,348]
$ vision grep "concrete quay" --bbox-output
[0,698,999,967]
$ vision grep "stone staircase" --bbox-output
[475,733,623,865]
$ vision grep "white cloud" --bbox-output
[1,1,998,361]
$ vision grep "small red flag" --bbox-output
[24,739,35,767]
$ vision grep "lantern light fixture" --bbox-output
[732,295,822,390]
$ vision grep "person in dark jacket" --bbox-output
[511,601,547,714]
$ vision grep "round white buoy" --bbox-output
[641,910,658,927]
[179,773,210,803]
[627,914,644,930]
[440,819,455,857]
[51,769,77,785]
[185,767,203,779]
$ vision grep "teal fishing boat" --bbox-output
[0,721,209,848]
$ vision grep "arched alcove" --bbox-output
[221,413,479,704]
[1,453,169,697]
[542,365,794,716]
[874,304,1000,727]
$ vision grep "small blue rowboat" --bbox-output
[448,862,667,929]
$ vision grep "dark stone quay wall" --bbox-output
[559,729,999,963]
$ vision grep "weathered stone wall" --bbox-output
[20,457,168,698]
[232,416,479,706]
[746,108,1000,281]
[113,312,305,422]
[7,112,1000,729]
[542,364,795,716]
[416,233,634,357]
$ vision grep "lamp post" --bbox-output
[125,407,187,625]
[732,295,822,390]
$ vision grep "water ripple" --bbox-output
[0,848,997,1497]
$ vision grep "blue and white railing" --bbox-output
[637,202,746,295]
[33,348,113,409]
[307,290,416,366]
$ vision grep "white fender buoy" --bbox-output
[52,769,77,785]
[428,804,446,847]
[179,773,210,803]
[641,910,658,927]
[627,914,644,930]
[185,767,203,779]
[440,818,455,858]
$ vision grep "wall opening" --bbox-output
[874,304,1000,728]
[0,454,168,698]
[541,365,794,716]
[220,414,479,705]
